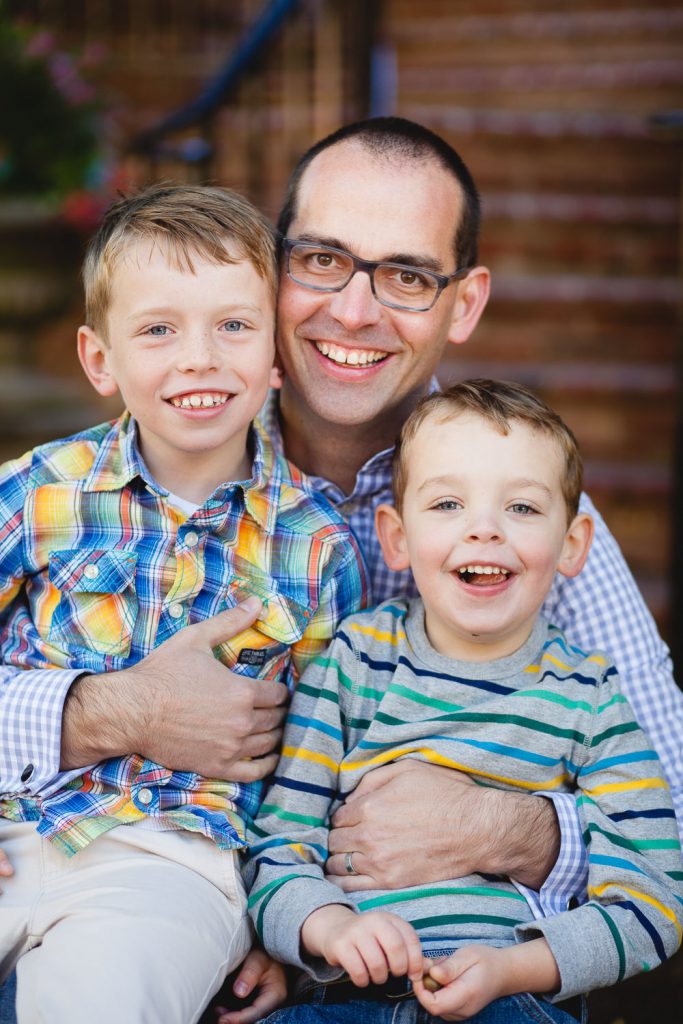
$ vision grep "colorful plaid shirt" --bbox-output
[0,413,367,856]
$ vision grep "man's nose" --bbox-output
[327,271,383,330]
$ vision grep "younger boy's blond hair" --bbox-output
[82,182,278,339]
[392,379,584,524]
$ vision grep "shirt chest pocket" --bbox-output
[47,549,139,658]
[218,575,311,681]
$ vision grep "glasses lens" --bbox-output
[374,264,439,311]
[288,243,352,289]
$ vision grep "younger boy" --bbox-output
[247,380,683,1023]
[0,184,366,1023]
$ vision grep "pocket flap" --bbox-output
[226,576,311,644]
[48,549,138,594]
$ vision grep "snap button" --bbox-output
[83,563,99,580]
[138,788,153,806]
[168,602,184,619]
[184,531,199,548]
[20,764,34,783]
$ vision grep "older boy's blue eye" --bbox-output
[511,503,535,515]
[222,320,246,332]
[147,325,169,336]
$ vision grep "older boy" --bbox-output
[247,380,683,1024]
[0,184,366,1023]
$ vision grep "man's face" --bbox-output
[277,142,480,432]
[79,240,278,493]
[380,413,587,661]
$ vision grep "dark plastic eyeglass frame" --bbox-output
[282,238,471,312]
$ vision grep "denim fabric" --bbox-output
[260,990,584,1024]
[0,972,16,1024]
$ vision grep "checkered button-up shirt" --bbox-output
[0,413,367,855]
[261,387,683,918]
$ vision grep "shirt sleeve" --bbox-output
[543,493,683,829]
[245,632,359,978]
[513,791,588,918]
[516,660,683,1000]
[288,526,369,684]
[0,453,87,798]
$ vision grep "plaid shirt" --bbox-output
[0,413,367,856]
[261,387,683,917]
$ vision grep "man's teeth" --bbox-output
[458,566,510,577]
[315,342,386,366]
[170,393,229,409]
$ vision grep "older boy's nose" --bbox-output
[177,334,219,372]
[327,271,382,331]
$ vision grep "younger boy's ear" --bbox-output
[556,513,594,579]
[77,326,119,398]
[375,503,411,572]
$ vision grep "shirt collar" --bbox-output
[83,411,281,535]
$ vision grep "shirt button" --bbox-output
[83,563,99,580]
[138,788,153,805]
[184,531,199,547]
[168,602,184,619]
[21,764,34,783]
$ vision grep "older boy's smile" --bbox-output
[168,391,232,410]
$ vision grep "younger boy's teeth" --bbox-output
[457,565,510,579]
[170,393,228,409]
[315,342,386,366]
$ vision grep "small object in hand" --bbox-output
[423,973,442,992]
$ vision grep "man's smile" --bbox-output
[314,341,388,367]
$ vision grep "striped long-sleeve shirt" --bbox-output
[0,413,367,855]
[247,599,683,1001]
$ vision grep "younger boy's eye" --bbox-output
[432,499,462,511]
[510,502,536,515]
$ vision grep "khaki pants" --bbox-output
[0,820,251,1024]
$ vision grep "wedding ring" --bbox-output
[344,851,359,875]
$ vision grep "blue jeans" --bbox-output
[0,972,16,1024]
[261,987,585,1024]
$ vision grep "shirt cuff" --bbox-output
[512,791,588,919]
[0,668,90,797]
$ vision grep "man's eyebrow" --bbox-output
[292,233,446,273]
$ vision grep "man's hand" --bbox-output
[325,760,560,891]
[301,905,424,988]
[0,847,13,893]
[60,598,290,780]
[215,947,287,1024]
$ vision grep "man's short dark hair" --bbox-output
[277,117,481,269]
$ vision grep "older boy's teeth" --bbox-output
[315,342,385,365]
[171,393,228,409]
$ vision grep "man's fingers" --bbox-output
[250,681,290,710]
[228,751,281,783]
[188,598,262,648]
[341,760,410,802]
[0,850,13,877]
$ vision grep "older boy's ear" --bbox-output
[375,503,411,572]
[269,365,284,390]
[557,513,594,579]
[77,326,119,397]
[447,265,491,348]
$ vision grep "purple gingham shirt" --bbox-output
[261,387,683,918]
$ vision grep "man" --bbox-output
[2,118,681,1015]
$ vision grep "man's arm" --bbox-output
[544,493,683,824]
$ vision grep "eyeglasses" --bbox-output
[282,238,471,312]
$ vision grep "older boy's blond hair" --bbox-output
[393,379,583,524]
[82,182,277,338]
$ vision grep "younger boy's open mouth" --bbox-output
[456,565,511,587]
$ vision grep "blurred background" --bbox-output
[0,1,681,1018]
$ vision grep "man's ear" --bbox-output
[77,326,119,397]
[447,265,491,347]
[557,512,594,579]
[375,503,411,572]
